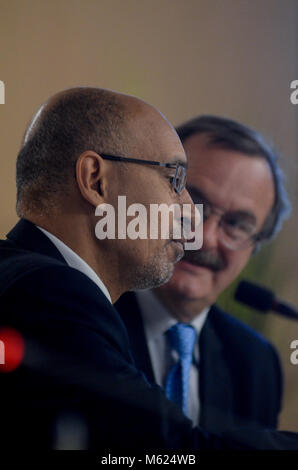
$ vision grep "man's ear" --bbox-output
[75,150,106,207]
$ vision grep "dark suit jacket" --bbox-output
[0,218,297,450]
[115,290,283,433]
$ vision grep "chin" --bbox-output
[163,270,213,301]
[134,255,175,290]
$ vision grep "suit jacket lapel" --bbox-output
[199,305,234,432]
[116,292,156,384]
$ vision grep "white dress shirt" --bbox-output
[36,225,112,303]
[135,289,209,425]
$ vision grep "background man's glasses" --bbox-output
[100,154,187,195]
[187,186,263,250]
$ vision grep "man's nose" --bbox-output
[202,214,220,250]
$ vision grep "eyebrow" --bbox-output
[187,185,257,222]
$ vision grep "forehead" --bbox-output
[153,125,187,166]
[183,133,275,223]
[131,108,187,166]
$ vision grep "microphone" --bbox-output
[235,280,298,321]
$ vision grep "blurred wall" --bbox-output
[0,0,297,430]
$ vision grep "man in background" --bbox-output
[116,115,291,433]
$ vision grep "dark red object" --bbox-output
[0,327,25,373]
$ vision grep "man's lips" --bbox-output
[177,259,211,274]
[182,249,226,272]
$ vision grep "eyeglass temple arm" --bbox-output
[100,154,176,168]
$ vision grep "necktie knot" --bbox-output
[166,323,197,360]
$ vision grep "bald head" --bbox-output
[16,87,177,217]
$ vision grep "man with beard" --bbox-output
[116,115,291,434]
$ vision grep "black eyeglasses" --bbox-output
[100,154,187,195]
[187,186,263,250]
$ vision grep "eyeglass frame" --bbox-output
[100,154,187,195]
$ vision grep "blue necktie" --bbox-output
[164,323,197,417]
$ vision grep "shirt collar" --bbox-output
[135,289,210,340]
[36,225,112,303]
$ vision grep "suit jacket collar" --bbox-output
[6,218,69,264]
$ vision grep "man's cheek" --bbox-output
[227,254,251,280]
